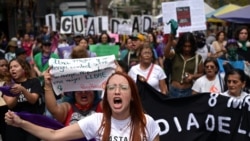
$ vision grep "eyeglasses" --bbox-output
[106,84,130,92]
[205,65,215,69]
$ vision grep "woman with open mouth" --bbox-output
[192,57,224,94]
[3,58,44,141]
[5,72,160,141]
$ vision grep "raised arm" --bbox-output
[164,34,174,59]
[43,69,69,123]
[5,110,84,141]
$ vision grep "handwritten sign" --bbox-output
[49,55,116,95]
[89,44,120,60]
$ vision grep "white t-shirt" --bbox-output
[192,75,222,93]
[196,44,216,63]
[128,63,167,92]
[221,91,249,100]
[78,113,160,141]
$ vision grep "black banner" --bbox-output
[137,77,250,141]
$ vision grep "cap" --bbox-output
[11,37,18,42]
[226,39,239,48]
[130,33,145,41]
[42,39,52,46]
[193,31,205,40]
[8,40,17,47]
[15,48,26,56]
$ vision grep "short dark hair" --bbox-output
[204,57,219,73]
[224,68,246,83]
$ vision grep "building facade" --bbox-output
[1,0,171,38]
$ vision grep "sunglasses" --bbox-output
[43,43,51,46]
[205,65,215,69]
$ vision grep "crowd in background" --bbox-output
[0,24,250,141]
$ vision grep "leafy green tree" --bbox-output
[207,0,249,8]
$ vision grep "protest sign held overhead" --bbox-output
[48,55,116,95]
[89,44,120,60]
[96,16,109,35]
[60,16,72,34]
[72,15,85,34]
[86,17,96,35]
[162,0,206,34]
[45,14,56,32]
[141,15,153,34]
[131,15,141,34]
[110,18,121,33]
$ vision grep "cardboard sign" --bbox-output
[72,15,85,34]
[141,15,153,34]
[60,16,73,34]
[89,44,120,60]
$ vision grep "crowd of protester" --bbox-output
[0,24,250,141]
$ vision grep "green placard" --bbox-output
[89,44,120,60]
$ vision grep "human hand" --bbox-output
[183,72,193,83]
[245,61,250,66]
[5,110,23,127]
[44,67,52,87]
[10,84,23,95]
[114,61,123,73]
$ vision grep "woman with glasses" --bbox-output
[5,72,160,141]
[192,57,224,94]
[128,42,168,95]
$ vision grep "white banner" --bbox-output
[49,55,116,95]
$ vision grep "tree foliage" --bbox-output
[206,0,250,8]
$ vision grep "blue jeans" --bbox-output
[169,85,192,98]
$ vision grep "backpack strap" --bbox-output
[194,54,199,74]
[206,44,211,53]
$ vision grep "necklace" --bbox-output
[119,121,131,131]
